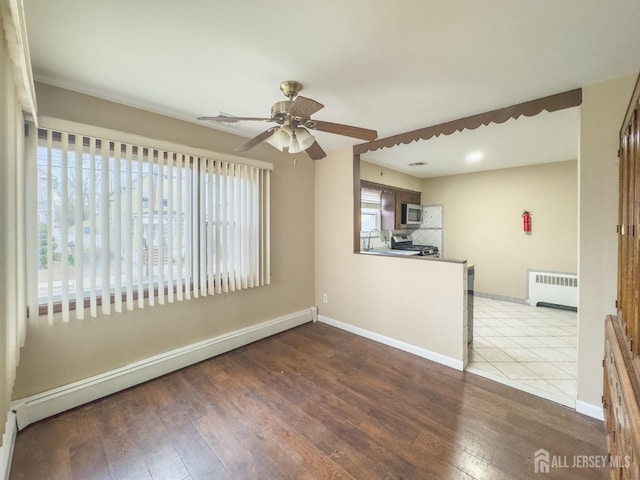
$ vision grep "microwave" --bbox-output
[401,203,422,226]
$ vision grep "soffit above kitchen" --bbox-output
[22,0,640,157]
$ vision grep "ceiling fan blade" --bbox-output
[198,115,272,123]
[235,127,278,152]
[305,141,326,160]
[287,96,324,119]
[309,120,377,141]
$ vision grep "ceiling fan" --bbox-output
[198,81,378,160]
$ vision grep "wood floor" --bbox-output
[10,322,608,480]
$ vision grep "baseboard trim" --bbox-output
[0,411,17,480]
[318,315,463,371]
[575,400,604,421]
[12,308,315,430]
[475,291,528,305]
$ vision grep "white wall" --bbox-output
[315,148,466,368]
[577,73,637,408]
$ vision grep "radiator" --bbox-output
[528,271,578,308]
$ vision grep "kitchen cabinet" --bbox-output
[400,190,421,205]
[381,191,396,231]
[392,189,421,229]
[361,180,421,231]
[394,193,402,230]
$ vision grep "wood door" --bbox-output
[617,75,640,354]
[604,73,640,480]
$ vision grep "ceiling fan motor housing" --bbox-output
[271,100,292,123]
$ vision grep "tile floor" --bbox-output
[466,296,577,408]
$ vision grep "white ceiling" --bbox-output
[22,0,640,171]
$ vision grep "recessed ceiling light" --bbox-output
[465,151,484,162]
[408,161,428,167]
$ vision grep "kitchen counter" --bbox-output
[360,248,420,257]
[358,248,466,264]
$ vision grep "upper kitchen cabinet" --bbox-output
[381,190,396,231]
[361,180,421,231]
[400,190,421,205]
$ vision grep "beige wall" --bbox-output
[317,72,638,413]
[360,159,423,191]
[14,72,637,415]
[315,148,466,365]
[577,73,637,408]
[12,83,315,398]
[422,160,578,299]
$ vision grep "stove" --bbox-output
[390,235,439,257]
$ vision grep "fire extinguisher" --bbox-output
[522,210,532,233]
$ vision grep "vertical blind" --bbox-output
[35,126,271,323]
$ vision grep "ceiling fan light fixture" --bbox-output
[267,125,293,151]
[290,127,315,153]
[267,125,315,154]
[288,137,302,153]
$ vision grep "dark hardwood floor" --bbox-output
[10,322,608,479]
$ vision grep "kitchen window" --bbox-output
[34,124,271,322]
[360,188,381,235]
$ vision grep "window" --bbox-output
[35,126,271,322]
[360,188,381,235]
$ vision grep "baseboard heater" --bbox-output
[528,271,578,310]
[12,307,317,430]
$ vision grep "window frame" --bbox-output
[30,116,273,318]
[360,187,382,236]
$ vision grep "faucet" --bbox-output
[366,229,382,251]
